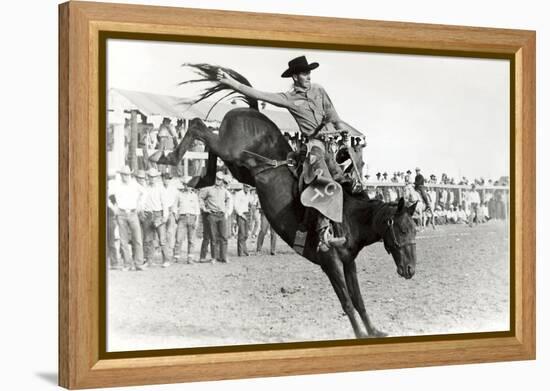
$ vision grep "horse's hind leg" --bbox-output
[321,254,368,338]
[191,150,218,188]
[344,260,387,338]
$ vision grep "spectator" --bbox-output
[479,201,490,223]
[199,171,233,263]
[427,187,437,212]
[109,165,145,271]
[198,186,215,263]
[447,206,458,224]
[162,172,178,259]
[107,173,120,269]
[233,183,252,256]
[173,181,200,264]
[142,167,172,268]
[467,184,481,227]
[134,169,149,249]
[157,117,178,151]
[256,207,277,256]
[248,189,261,238]
[457,205,468,224]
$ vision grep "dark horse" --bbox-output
[151,65,418,338]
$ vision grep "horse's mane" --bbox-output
[351,197,398,227]
[180,63,259,118]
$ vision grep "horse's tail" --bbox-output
[180,63,259,118]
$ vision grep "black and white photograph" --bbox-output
[105,38,510,352]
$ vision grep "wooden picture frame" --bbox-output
[58,1,535,389]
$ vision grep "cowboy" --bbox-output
[414,167,432,212]
[161,171,178,258]
[217,55,347,252]
[173,181,200,264]
[134,169,149,247]
[467,183,481,227]
[108,166,145,271]
[142,167,172,268]
[199,171,233,263]
[232,182,252,256]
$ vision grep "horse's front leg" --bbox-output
[343,260,387,338]
[320,253,368,339]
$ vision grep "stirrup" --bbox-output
[318,225,346,252]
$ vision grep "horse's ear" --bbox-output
[397,197,405,214]
[407,200,419,216]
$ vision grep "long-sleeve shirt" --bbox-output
[414,174,425,189]
[233,190,252,217]
[108,179,142,211]
[142,183,171,216]
[199,185,232,214]
[174,191,200,215]
[229,81,341,137]
[162,183,179,213]
[467,190,481,204]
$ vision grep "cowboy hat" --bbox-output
[117,165,132,175]
[134,169,146,179]
[146,167,161,177]
[281,56,319,78]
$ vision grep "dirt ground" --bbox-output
[107,220,509,352]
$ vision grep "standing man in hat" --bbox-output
[173,181,200,264]
[134,169,149,248]
[232,183,252,257]
[142,167,172,267]
[198,186,215,263]
[414,167,432,212]
[467,183,481,227]
[161,171,178,258]
[199,171,233,263]
[108,166,144,271]
[217,55,347,252]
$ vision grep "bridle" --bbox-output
[383,218,416,254]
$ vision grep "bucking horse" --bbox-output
[150,64,418,338]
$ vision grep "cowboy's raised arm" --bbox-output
[217,70,291,109]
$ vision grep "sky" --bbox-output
[107,39,510,181]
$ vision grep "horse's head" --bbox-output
[383,197,418,279]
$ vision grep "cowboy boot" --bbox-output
[317,216,346,252]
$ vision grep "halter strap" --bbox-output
[383,218,416,254]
